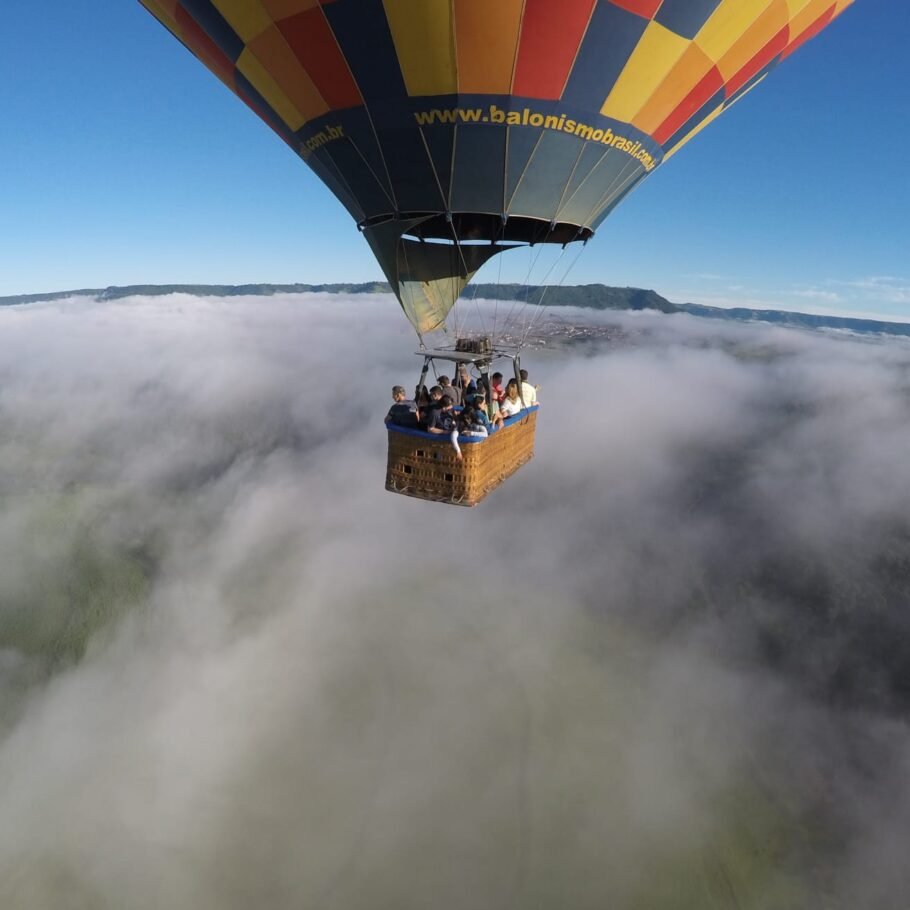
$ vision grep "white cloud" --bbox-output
[791,288,843,302]
[681,272,728,281]
[1,295,910,906]
[666,274,910,322]
[833,276,910,306]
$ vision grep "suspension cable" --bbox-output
[495,239,543,349]
[519,243,572,342]
[520,240,588,347]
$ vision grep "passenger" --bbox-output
[426,393,462,460]
[499,379,525,419]
[519,369,539,406]
[490,372,506,405]
[456,365,477,402]
[385,385,419,429]
[427,385,444,408]
[457,399,488,435]
[471,390,501,431]
[417,385,443,429]
[415,386,431,427]
[438,375,461,407]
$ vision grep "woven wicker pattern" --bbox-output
[386,409,537,506]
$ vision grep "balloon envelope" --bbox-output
[139,0,853,336]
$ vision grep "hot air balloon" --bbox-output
[137,0,853,504]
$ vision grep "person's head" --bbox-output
[519,369,529,382]
[506,379,519,399]
[439,375,451,387]
[430,385,443,400]
[417,386,430,404]
[441,394,454,409]
[458,365,470,380]
[392,385,406,401]
[491,372,503,384]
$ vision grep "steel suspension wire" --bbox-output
[495,239,546,349]
[450,126,488,344]
[519,244,571,342]
[516,239,571,344]
[466,270,487,346]
[517,243,570,344]
[469,253,490,341]
[511,156,640,347]
[485,213,508,347]
[519,240,588,347]
[491,235,505,345]
[502,126,543,348]
[414,123,487,344]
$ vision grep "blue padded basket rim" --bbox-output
[386,405,539,443]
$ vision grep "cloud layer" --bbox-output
[1,294,910,908]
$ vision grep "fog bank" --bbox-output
[1,293,909,908]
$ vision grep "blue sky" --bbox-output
[2,2,905,318]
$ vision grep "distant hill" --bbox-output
[675,302,910,337]
[0,283,390,306]
[3,282,909,338]
[467,283,678,313]
[0,282,673,314]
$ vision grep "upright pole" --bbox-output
[416,356,430,402]
[514,354,525,407]
[478,360,492,419]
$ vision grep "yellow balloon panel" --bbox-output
[210,0,272,42]
[383,0,457,97]
[600,21,689,124]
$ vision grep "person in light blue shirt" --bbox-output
[472,389,502,430]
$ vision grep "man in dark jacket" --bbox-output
[385,386,419,428]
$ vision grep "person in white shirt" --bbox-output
[519,369,538,406]
[499,380,525,418]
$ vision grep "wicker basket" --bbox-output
[385,407,538,506]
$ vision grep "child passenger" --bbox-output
[458,404,489,438]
